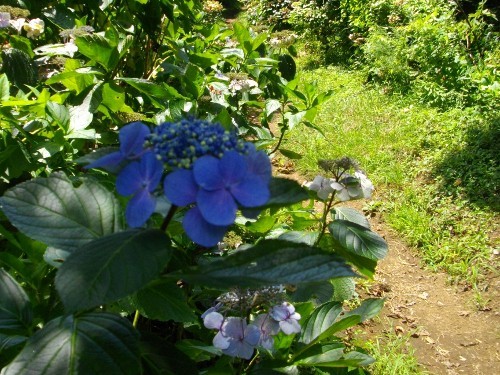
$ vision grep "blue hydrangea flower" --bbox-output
[147,118,251,169]
[270,302,301,335]
[116,152,163,227]
[213,317,261,360]
[251,313,280,350]
[86,122,150,171]
[164,150,271,246]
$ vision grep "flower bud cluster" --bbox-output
[202,301,301,360]
[147,118,251,169]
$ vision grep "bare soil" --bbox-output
[278,166,500,374]
[365,210,500,375]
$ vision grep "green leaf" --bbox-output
[175,240,356,288]
[279,149,302,159]
[135,280,196,323]
[291,281,333,304]
[0,74,10,101]
[0,268,33,335]
[332,277,356,301]
[261,178,310,208]
[0,172,122,253]
[68,83,103,135]
[0,334,27,367]
[294,343,345,365]
[55,229,172,312]
[220,48,245,60]
[294,344,372,368]
[265,99,281,118]
[119,78,184,99]
[284,111,306,130]
[332,207,370,229]
[75,34,119,71]
[101,82,125,112]
[343,298,385,322]
[1,313,140,375]
[46,101,70,132]
[299,302,343,345]
[329,220,388,260]
[278,231,318,246]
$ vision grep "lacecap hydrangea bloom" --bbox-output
[305,171,374,202]
[86,118,272,247]
[202,301,300,359]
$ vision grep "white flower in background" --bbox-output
[305,175,335,200]
[24,18,44,39]
[228,78,258,94]
[9,17,25,33]
[0,12,10,28]
[354,170,374,198]
[331,172,374,201]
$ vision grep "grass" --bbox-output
[361,330,428,375]
[282,65,499,286]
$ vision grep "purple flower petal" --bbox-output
[270,305,289,322]
[85,151,123,171]
[183,207,227,247]
[213,331,231,350]
[141,152,163,192]
[125,188,156,227]
[119,122,150,158]
[230,176,270,207]
[219,151,247,185]
[247,149,272,183]
[279,319,301,335]
[193,155,224,191]
[164,169,198,206]
[116,161,143,196]
[197,188,237,226]
[203,311,224,330]
[245,324,261,347]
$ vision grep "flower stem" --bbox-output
[132,310,140,328]
[160,205,177,232]
[315,193,337,246]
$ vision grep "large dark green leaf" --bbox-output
[1,313,140,375]
[294,344,373,368]
[332,207,370,229]
[175,240,357,288]
[299,302,343,345]
[56,229,172,313]
[0,172,121,253]
[0,268,32,335]
[75,34,119,71]
[329,220,387,260]
[136,280,196,323]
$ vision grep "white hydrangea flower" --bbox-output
[24,18,44,39]
[9,18,25,33]
[305,175,336,200]
[354,170,374,198]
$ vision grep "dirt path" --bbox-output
[363,209,500,374]
[282,168,499,374]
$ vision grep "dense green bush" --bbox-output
[282,0,499,110]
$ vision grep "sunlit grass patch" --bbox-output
[284,66,498,286]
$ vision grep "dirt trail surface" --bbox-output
[283,169,499,374]
[361,208,500,374]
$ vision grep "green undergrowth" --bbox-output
[361,329,427,375]
[283,66,498,287]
